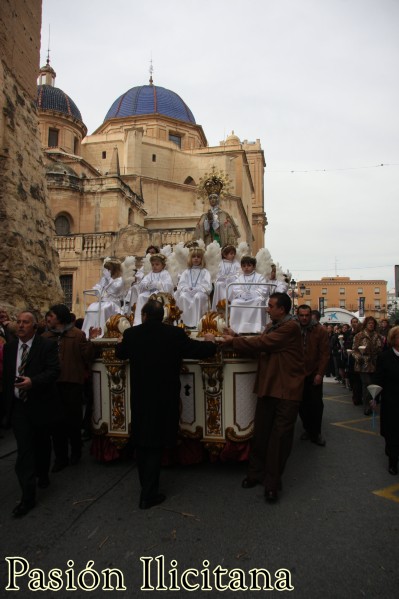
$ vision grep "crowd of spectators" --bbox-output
[1,301,398,516]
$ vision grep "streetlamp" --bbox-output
[290,278,296,314]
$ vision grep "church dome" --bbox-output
[225,131,241,145]
[36,85,83,123]
[104,84,196,124]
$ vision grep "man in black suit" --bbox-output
[3,310,60,517]
[115,300,217,509]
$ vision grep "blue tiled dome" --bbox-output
[104,85,196,124]
[36,85,83,122]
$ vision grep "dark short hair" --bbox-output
[49,303,72,325]
[297,304,311,314]
[146,245,159,254]
[141,300,164,322]
[241,256,256,267]
[311,309,321,321]
[270,292,291,314]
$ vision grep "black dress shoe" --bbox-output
[51,461,68,473]
[311,434,326,447]
[37,475,50,489]
[241,477,259,489]
[12,501,35,518]
[139,493,166,510]
[364,409,372,416]
[388,459,398,475]
[265,490,278,503]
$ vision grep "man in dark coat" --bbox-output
[42,303,96,471]
[374,325,399,475]
[115,299,217,509]
[3,310,60,517]
[297,304,330,446]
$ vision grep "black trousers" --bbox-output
[299,377,324,437]
[135,446,163,501]
[12,397,51,504]
[52,382,83,464]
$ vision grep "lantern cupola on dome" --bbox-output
[36,59,84,124]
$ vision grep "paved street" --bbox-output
[0,381,398,598]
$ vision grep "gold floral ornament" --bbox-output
[197,168,232,201]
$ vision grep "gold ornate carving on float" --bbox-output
[100,338,128,433]
[104,313,135,338]
[225,425,254,442]
[200,354,224,437]
[196,303,227,338]
[148,291,182,324]
[203,441,225,458]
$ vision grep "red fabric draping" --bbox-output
[90,435,250,465]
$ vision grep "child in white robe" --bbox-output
[211,244,241,311]
[229,256,268,334]
[133,253,173,325]
[122,246,159,315]
[82,258,124,338]
[175,248,212,329]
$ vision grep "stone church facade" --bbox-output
[37,64,267,317]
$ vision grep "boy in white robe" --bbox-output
[229,256,268,334]
[211,244,241,311]
[133,254,173,326]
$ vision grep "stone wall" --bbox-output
[0,0,62,315]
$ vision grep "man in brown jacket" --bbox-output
[220,292,305,502]
[297,305,330,446]
[43,304,97,471]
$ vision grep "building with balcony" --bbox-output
[296,277,387,320]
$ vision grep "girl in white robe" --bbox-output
[133,254,174,325]
[211,244,241,311]
[229,256,268,334]
[175,248,212,329]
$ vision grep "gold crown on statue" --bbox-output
[204,176,224,197]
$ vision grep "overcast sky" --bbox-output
[40,0,398,291]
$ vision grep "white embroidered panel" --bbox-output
[234,372,257,431]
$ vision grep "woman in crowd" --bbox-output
[352,316,383,415]
[373,326,399,475]
[175,248,212,329]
